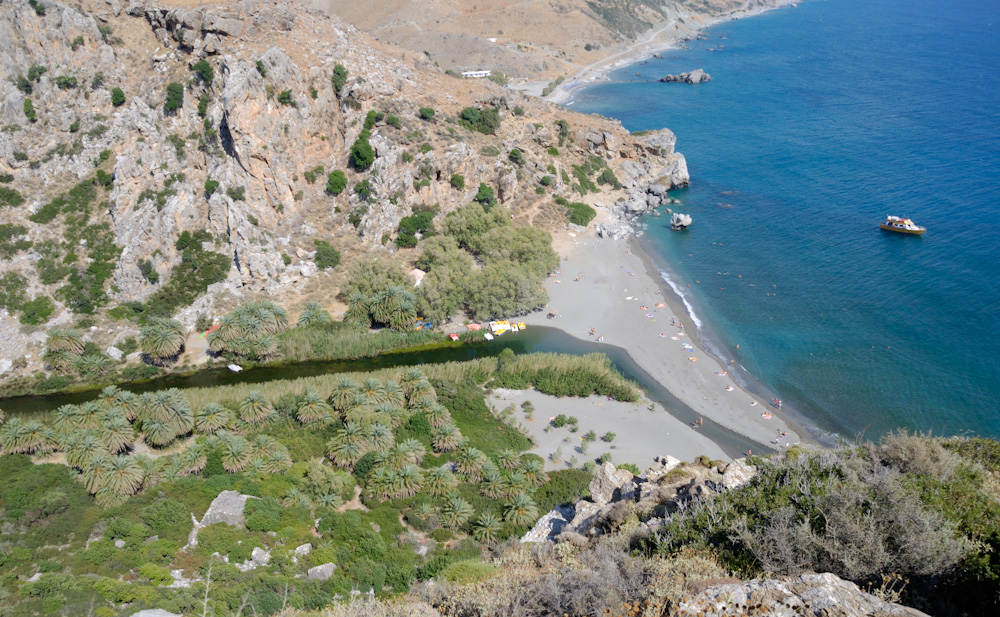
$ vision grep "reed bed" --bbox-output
[277,323,443,362]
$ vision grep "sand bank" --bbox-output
[488,389,727,472]
[521,229,811,460]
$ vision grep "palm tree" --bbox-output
[219,432,250,472]
[479,469,507,499]
[264,448,293,474]
[283,488,313,509]
[75,353,113,378]
[252,334,278,360]
[77,402,102,430]
[441,495,475,529]
[296,301,332,326]
[382,381,406,408]
[372,403,406,428]
[520,457,549,487]
[425,467,458,496]
[179,444,207,475]
[408,380,436,406]
[399,369,426,396]
[195,403,232,434]
[101,455,144,501]
[503,493,538,527]
[244,458,268,480]
[316,492,341,509]
[238,391,272,424]
[81,453,112,494]
[431,423,462,453]
[163,389,194,436]
[396,438,426,465]
[495,449,520,470]
[249,434,281,460]
[100,414,134,453]
[140,317,186,362]
[395,464,424,498]
[473,511,504,545]
[46,328,85,355]
[113,389,140,422]
[296,389,334,425]
[52,404,81,433]
[66,432,104,468]
[503,470,530,497]
[359,378,387,405]
[366,423,394,453]
[96,385,120,409]
[425,404,452,428]
[455,446,487,480]
[329,378,359,411]
[344,292,373,328]
[327,438,363,469]
[142,418,177,447]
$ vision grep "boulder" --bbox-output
[294,543,313,557]
[520,505,573,543]
[106,346,124,361]
[589,462,635,505]
[569,500,602,535]
[645,456,682,483]
[673,573,930,617]
[659,69,711,85]
[200,491,253,527]
[250,547,271,567]
[307,563,337,581]
[721,458,758,490]
[114,539,126,548]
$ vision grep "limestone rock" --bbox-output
[520,505,573,543]
[673,573,930,617]
[308,563,337,580]
[660,69,711,85]
[589,462,635,505]
[114,539,126,548]
[294,543,313,557]
[721,458,758,490]
[645,456,682,483]
[569,500,603,536]
[251,547,271,567]
[106,346,124,361]
[186,491,255,547]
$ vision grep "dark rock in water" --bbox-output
[660,69,711,84]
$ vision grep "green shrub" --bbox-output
[226,186,245,201]
[204,178,219,196]
[326,170,347,195]
[0,186,25,208]
[139,563,172,585]
[540,175,554,186]
[142,499,188,537]
[418,107,435,120]
[164,83,184,113]
[23,98,36,122]
[19,296,55,325]
[197,95,209,118]
[28,0,46,16]
[278,90,296,106]
[564,200,596,226]
[385,115,401,128]
[438,559,495,583]
[331,64,349,95]
[314,239,341,270]
[245,496,282,531]
[508,148,525,166]
[192,59,214,85]
[450,174,465,190]
[350,131,375,170]
[256,60,267,76]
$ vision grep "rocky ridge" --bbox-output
[0,0,688,377]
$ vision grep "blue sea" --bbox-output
[569,0,1000,440]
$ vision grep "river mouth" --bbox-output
[0,326,763,459]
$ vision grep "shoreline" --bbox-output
[512,1,799,105]
[522,226,821,461]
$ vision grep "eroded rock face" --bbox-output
[721,458,757,490]
[673,573,930,617]
[589,462,635,505]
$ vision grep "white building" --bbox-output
[461,70,492,79]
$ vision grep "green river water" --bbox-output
[0,326,760,459]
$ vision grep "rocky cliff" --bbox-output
[0,0,688,378]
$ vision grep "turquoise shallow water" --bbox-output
[569,0,1000,439]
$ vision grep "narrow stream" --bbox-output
[0,326,761,458]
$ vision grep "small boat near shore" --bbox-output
[880,215,926,235]
[227,364,243,372]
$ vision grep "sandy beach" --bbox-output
[521,228,811,460]
[512,1,797,105]
[488,389,727,472]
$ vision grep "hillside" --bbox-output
[299,0,795,81]
[0,0,687,387]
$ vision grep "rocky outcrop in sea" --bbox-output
[660,69,711,84]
